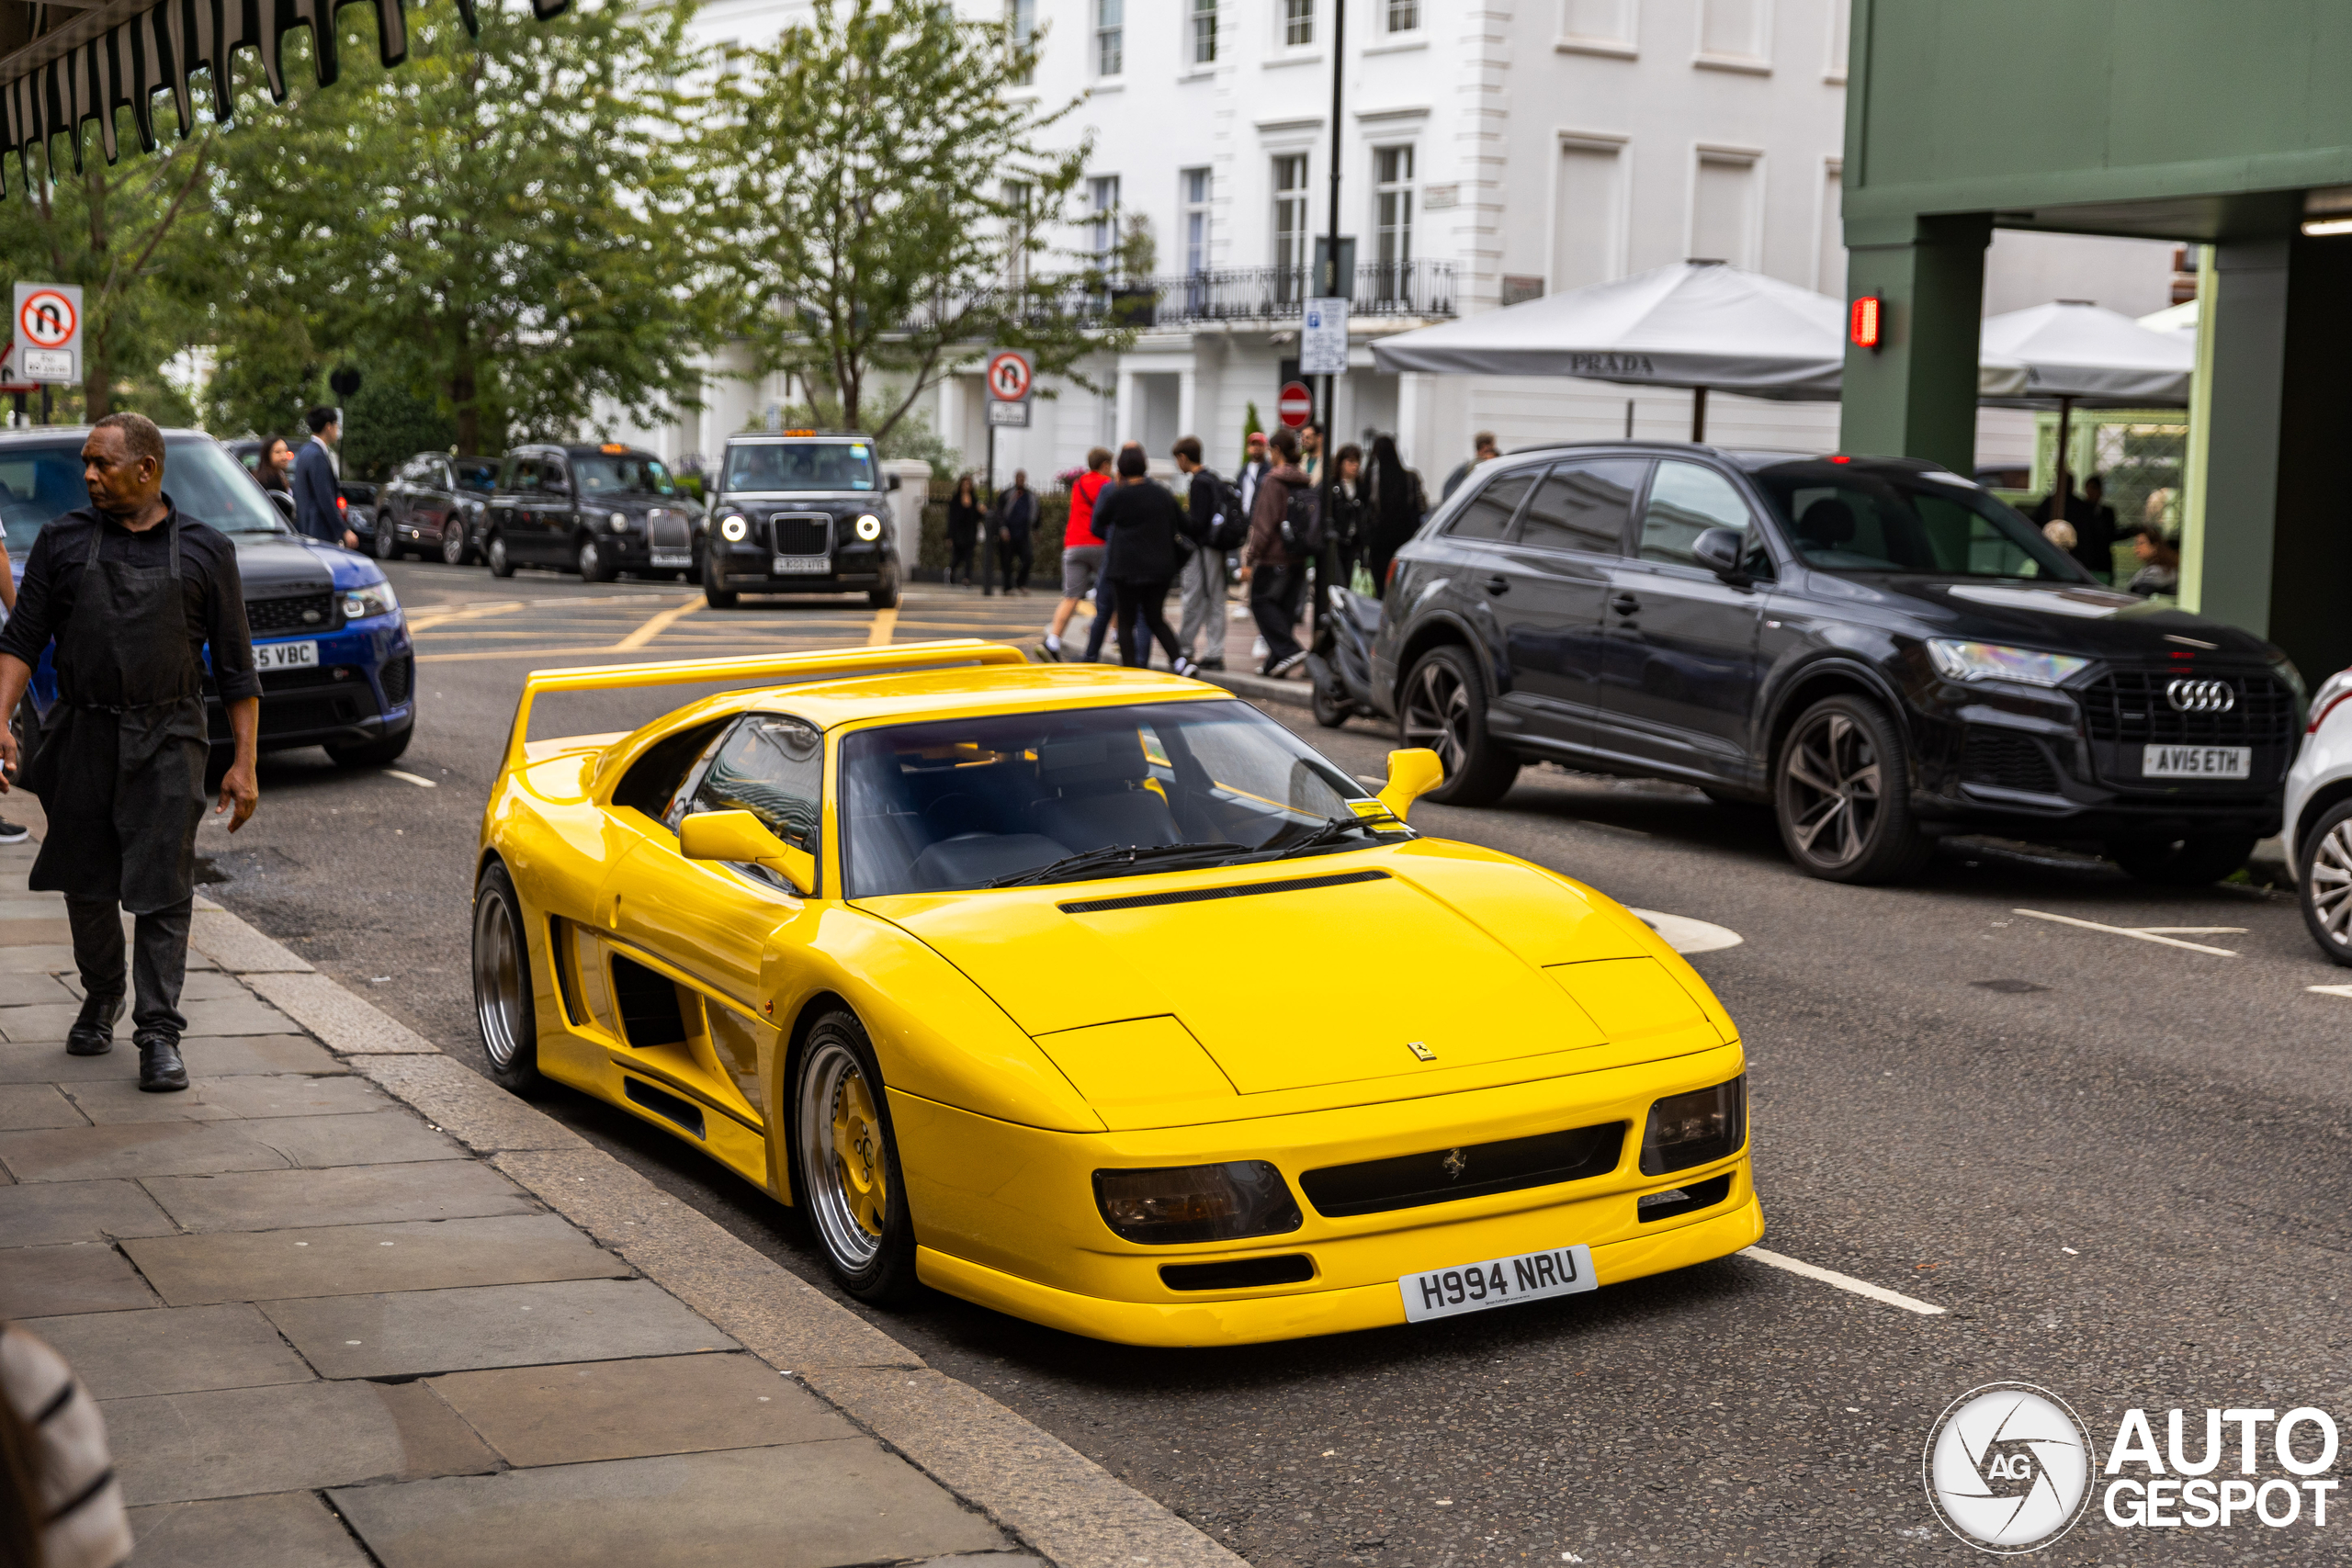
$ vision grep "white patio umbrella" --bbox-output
[1978,299,2196,513]
[1372,261,2026,439]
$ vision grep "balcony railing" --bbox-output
[913,259,1456,334]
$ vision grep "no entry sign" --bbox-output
[1276,380,1314,428]
[985,349,1034,403]
[11,281,81,384]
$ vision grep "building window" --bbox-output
[1004,179,1034,289]
[1192,0,1216,64]
[1182,168,1213,275]
[1096,0,1123,76]
[1090,175,1122,272]
[1698,0,1767,63]
[1283,0,1314,49]
[1690,152,1758,268]
[1007,0,1035,85]
[1385,0,1419,31]
[1562,0,1634,50]
[1273,153,1310,300]
[1552,140,1625,292]
[1374,145,1415,301]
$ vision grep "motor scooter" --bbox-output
[1305,583,1385,728]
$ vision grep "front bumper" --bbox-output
[895,1040,1755,1346]
[709,540,893,591]
[206,615,415,751]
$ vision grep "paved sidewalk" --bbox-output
[0,836,1239,1567]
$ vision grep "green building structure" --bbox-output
[1838,0,2352,681]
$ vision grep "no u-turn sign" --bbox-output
[12,282,82,384]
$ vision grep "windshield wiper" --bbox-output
[987,841,1247,889]
[1270,815,1396,860]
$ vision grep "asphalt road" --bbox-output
[194,558,2352,1567]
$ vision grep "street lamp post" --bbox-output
[1319,0,1347,439]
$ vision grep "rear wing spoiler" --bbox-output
[498,640,1028,775]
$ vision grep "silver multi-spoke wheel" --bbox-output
[797,1036,888,1272]
[2301,805,2352,964]
[1401,659,1470,776]
[1781,710,1882,869]
[441,521,468,565]
[470,868,537,1089]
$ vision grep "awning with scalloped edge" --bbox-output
[0,0,566,188]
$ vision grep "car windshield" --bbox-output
[1753,464,2092,581]
[0,435,285,554]
[572,454,674,496]
[840,698,1396,897]
[454,458,500,494]
[724,441,876,493]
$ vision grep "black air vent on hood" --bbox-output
[1059,868,1388,916]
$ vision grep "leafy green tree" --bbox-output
[698,0,1124,443]
[210,0,712,454]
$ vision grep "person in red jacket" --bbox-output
[1043,447,1114,660]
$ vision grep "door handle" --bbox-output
[1610,592,1641,616]
[1483,575,1510,596]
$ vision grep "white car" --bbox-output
[2285,664,2352,964]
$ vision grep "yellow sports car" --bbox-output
[473,641,1758,1346]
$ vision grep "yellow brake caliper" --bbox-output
[830,1069,888,1238]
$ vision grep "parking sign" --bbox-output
[1301,297,1350,376]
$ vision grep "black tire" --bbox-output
[703,550,739,608]
[792,1010,920,1304]
[1397,645,1520,807]
[325,722,413,768]
[866,570,900,610]
[1310,673,1351,728]
[440,520,471,566]
[486,534,516,579]
[2297,799,2352,966]
[1773,694,1933,884]
[471,860,543,1094]
[576,535,617,583]
[373,522,401,562]
[2109,832,2256,887]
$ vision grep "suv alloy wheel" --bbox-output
[1773,694,1933,884]
[441,520,469,565]
[1399,646,1521,807]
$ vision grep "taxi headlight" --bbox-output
[609,510,630,533]
[1093,1161,1302,1245]
[854,513,884,542]
[1638,1077,1746,1176]
[339,582,398,621]
[719,513,750,543]
[1925,639,2088,688]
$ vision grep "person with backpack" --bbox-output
[1171,435,1241,670]
[1244,426,1316,678]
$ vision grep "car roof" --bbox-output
[0,426,213,445]
[723,433,875,445]
[1492,439,1946,478]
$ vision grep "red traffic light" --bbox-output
[1849,296,1883,349]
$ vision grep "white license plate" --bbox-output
[772,554,830,576]
[1400,1243,1597,1324]
[253,640,319,672]
[649,551,691,569]
[2142,744,2250,780]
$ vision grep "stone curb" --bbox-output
[1194,667,1312,710]
[190,898,1243,1568]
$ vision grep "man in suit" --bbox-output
[292,406,355,547]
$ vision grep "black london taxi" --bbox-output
[701,431,902,609]
[481,443,700,582]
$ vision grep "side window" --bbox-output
[1516,458,1646,556]
[542,459,571,494]
[684,715,824,855]
[504,457,540,492]
[1638,461,1758,571]
[1444,471,1536,541]
[613,718,732,822]
[434,461,456,491]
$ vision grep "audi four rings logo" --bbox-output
[2166,679,2235,714]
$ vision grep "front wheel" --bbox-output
[793,1011,920,1304]
[2298,800,2352,965]
[471,861,543,1094]
[576,535,617,583]
[1398,645,1519,806]
[866,570,900,610]
[1773,694,1933,884]
[703,550,738,608]
[486,534,515,579]
[440,520,471,566]
[325,723,413,768]
[2109,832,2256,887]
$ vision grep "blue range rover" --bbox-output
[1,428,415,766]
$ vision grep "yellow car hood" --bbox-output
[864,841,1731,1122]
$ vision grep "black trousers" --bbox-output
[1000,539,1032,592]
[948,534,977,584]
[66,896,192,1036]
[1250,563,1307,671]
[1114,577,1182,668]
[1083,577,1120,662]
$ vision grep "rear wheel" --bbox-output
[471,861,542,1094]
[1773,694,1933,884]
[440,520,470,566]
[373,522,401,562]
[1398,645,1519,806]
[2109,832,2256,886]
[793,1010,919,1304]
[576,535,617,582]
[2298,800,2352,965]
[1310,672,1351,728]
[486,534,515,579]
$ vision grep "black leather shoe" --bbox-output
[136,1032,188,1092]
[65,992,124,1056]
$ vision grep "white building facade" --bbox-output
[617,1,2174,485]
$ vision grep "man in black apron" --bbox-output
[0,413,260,1091]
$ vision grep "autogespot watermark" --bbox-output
[1923,1383,2342,1553]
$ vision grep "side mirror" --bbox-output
[1691,527,1749,584]
[1376,748,1444,824]
[678,809,817,897]
[266,491,297,526]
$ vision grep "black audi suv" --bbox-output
[1371,446,2302,885]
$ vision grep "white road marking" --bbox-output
[2308,985,2352,1000]
[2137,926,2247,935]
[383,771,438,789]
[1628,908,1744,954]
[1739,1247,1948,1315]
[2012,908,2237,956]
